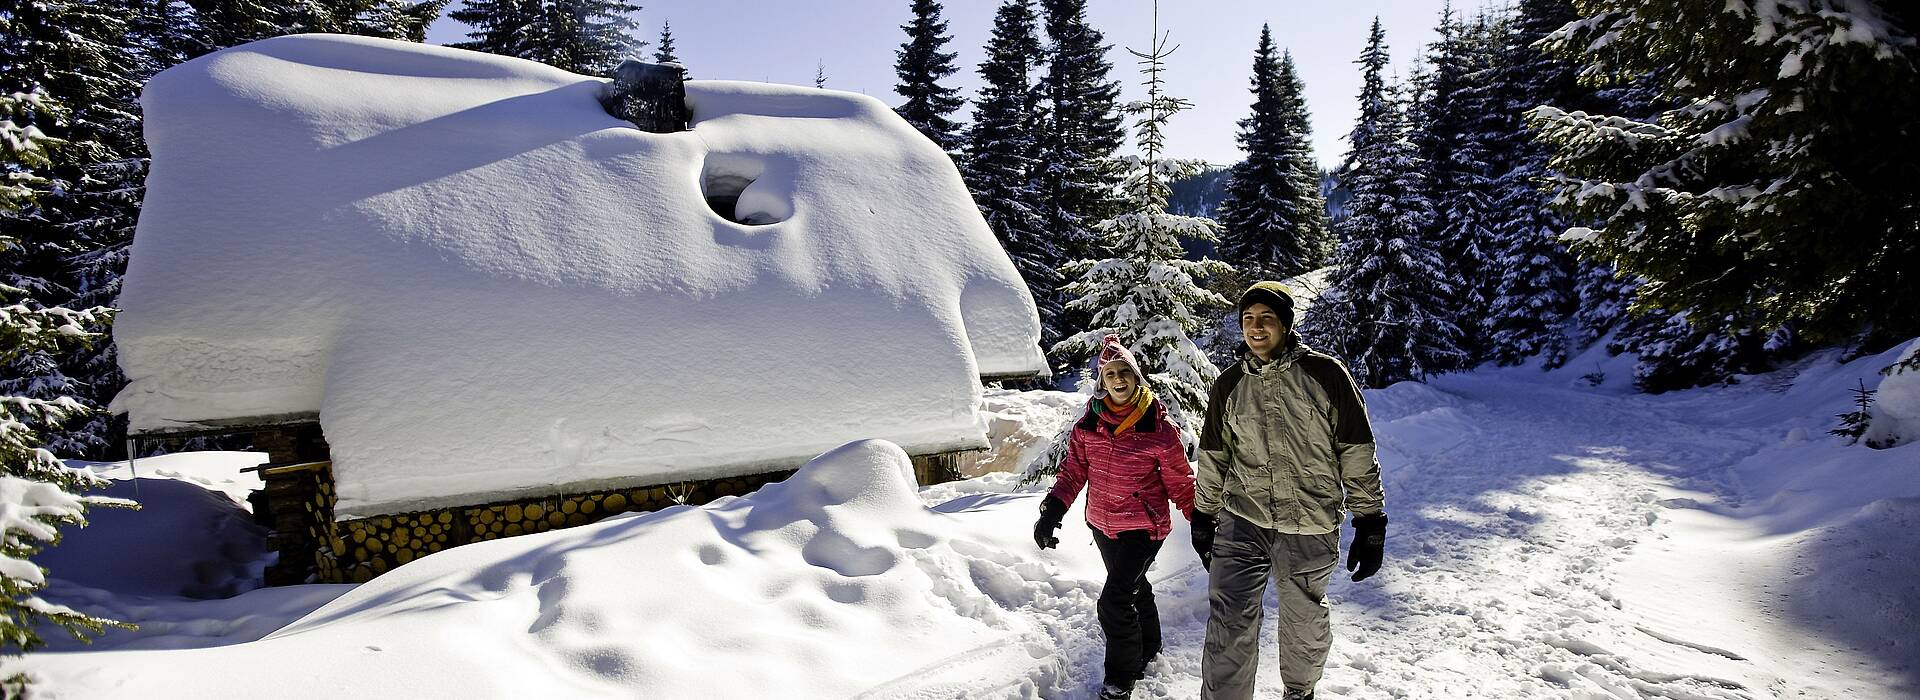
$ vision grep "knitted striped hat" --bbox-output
[1096,334,1144,384]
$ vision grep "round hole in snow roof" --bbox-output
[701,153,789,226]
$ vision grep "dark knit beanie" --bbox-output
[1238,281,1297,328]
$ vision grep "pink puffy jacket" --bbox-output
[1048,399,1197,540]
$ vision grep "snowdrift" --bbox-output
[112,34,1045,518]
[25,441,1092,698]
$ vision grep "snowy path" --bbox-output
[922,367,1897,699]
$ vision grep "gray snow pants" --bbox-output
[1200,510,1340,700]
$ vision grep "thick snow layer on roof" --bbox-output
[113,34,1044,518]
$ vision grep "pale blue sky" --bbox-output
[425,1,1467,168]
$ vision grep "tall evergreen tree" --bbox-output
[1535,0,1920,375]
[0,87,131,678]
[450,0,542,57]
[190,0,447,52]
[0,0,152,459]
[1303,18,1464,388]
[962,0,1060,367]
[1216,27,1330,280]
[1410,8,1503,366]
[893,0,964,154]
[653,19,678,63]
[452,0,643,76]
[1055,8,1228,435]
[531,0,645,76]
[1036,0,1127,267]
[1478,0,1590,367]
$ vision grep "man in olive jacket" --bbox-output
[1191,281,1387,700]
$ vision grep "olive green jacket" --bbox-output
[1195,335,1384,534]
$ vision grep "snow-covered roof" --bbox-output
[112,34,1045,519]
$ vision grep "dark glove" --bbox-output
[1190,510,1217,570]
[1346,513,1387,582]
[1033,495,1067,550]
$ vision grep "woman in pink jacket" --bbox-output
[1033,335,1198,699]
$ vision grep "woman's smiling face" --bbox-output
[1100,362,1138,403]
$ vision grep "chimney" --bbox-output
[600,60,689,133]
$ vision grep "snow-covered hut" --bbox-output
[113,35,1046,582]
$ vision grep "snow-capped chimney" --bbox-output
[600,60,688,132]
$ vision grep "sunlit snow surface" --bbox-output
[112,34,1044,519]
[24,341,1919,698]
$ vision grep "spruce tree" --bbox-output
[1302,18,1464,388]
[962,0,1060,369]
[0,88,132,677]
[1217,27,1329,280]
[653,19,682,73]
[1479,0,1592,368]
[0,0,151,459]
[1036,0,1127,268]
[190,0,447,51]
[1410,8,1502,366]
[530,0,645,76]
[1055,10,1229,437]
[893,0,965,154]
[450,0,543,57]
[1534,0,1920,360]
[1277,54,1335,266]
[453,0,644,76]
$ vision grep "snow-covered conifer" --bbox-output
[1534,0,1920,362]
[454,0,644,76]
[198,0,446,50]
[1409,8,1502,366]
[1035,0,1127,268]
[893,0,965,154]
[0,88,131,670]
[1302,18,1464,388]
[962,0,1061,368]
[0,0,151,459]
[1216,27,1329,280]
[1055,11,1229,436]
[1478,0,1591,368]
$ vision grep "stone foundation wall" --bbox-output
[261,450,976,584]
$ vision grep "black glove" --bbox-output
[1346,512,1387,582]
[1190,510,1217,570]
[1033,495,1067,550]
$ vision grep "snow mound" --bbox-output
[113,34,1044,519]
[1864,338,1920,448]
[1363,380,1464,422]
[23,440,1081,698]
[36,453,270,599]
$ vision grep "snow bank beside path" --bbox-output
[1864,338,1920,448]
[1613,341,1920,699]
[20,440,1178,698]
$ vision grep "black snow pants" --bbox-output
[1090,526,1165,688]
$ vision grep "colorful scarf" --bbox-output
[1094,384,1155,436]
